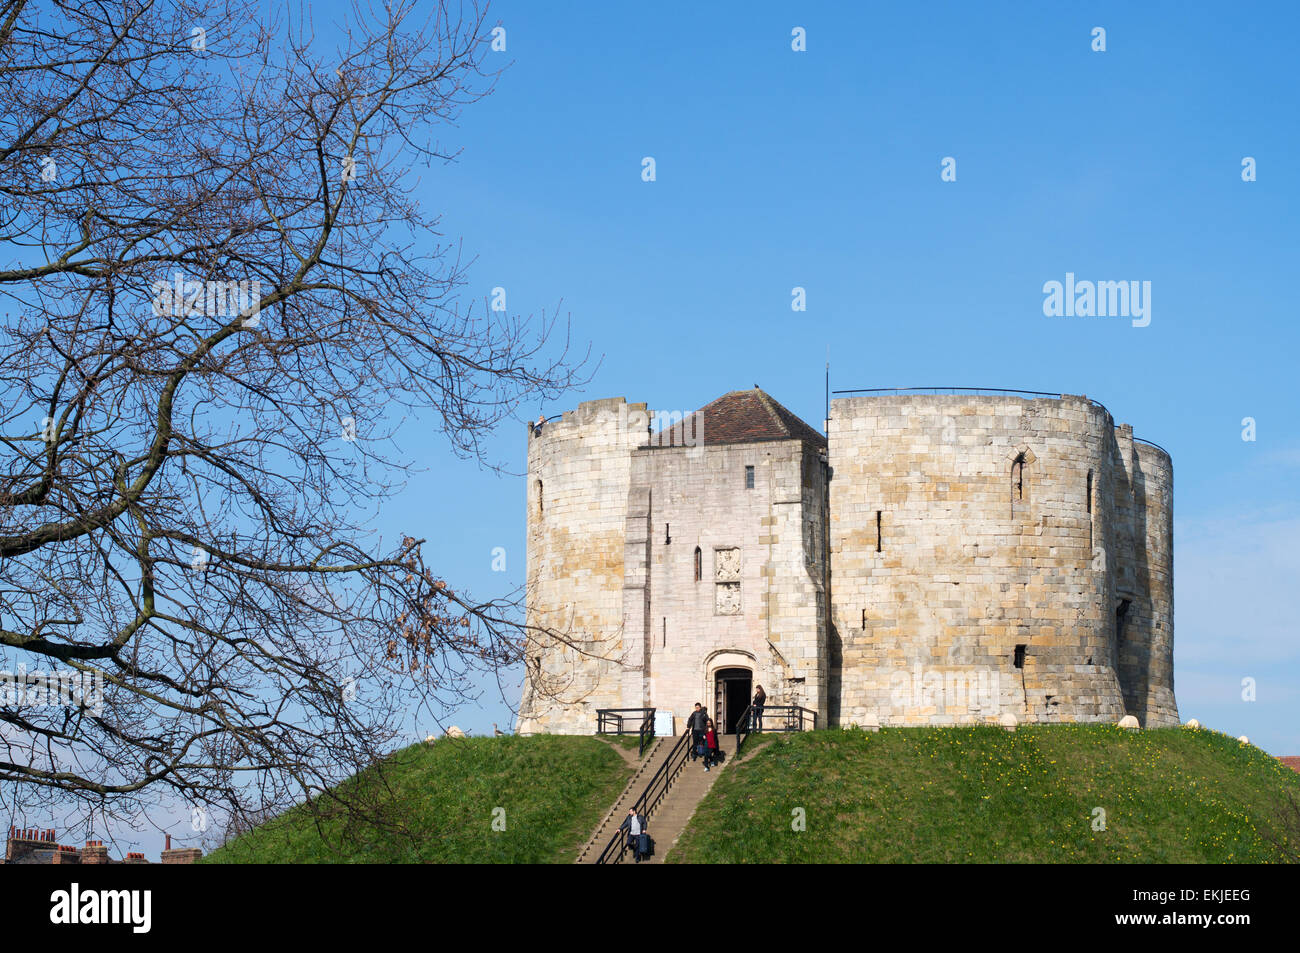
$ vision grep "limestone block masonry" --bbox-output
[517,389,1177,734]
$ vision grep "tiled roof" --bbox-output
[646,388,826,449]
[1279,756,1300,774]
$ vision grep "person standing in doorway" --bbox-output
[688,702,707,761]
[752,684,767,732]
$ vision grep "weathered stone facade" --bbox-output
[829,393,1177,728]
[517,389,1177,734]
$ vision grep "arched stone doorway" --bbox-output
[714,667,752,735]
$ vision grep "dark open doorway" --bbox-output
[714,667,752,734]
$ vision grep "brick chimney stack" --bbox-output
[5,826,200,864]
[160,832,202,864]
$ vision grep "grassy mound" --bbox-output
[669,725,1300,863]
[204,735,634,864]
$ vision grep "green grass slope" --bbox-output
[669,726,1300,863]
[204,735,634,864]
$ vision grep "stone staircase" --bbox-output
[576,735,745,864]
[636,741,738,864]
[574,737,674,864]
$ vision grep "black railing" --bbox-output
[830,386,1104,403]
[595,728,693,865]
[530,413,565,436]
[1132,436,1172,457]
[596,708,657,757]
[636,709,655,757]
[829,388,1168,459]
[735,704,817,755]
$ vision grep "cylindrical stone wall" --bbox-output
[1114,436,1178,726]
[516,398,649,734]
[828,394,1135,726]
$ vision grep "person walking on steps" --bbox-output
[620,808,650,863]
[703,718,719,771]
[688,702,708,761]
[752,683,767,733]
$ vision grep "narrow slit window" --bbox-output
[664,522,671,544]
[861,608,867,630]
[536,479,543,516]
[1013,644,1026,669]
[1086,470,1094,551]
[876,511,882,553]
[1011,454,1026,502]
[744,465,755,489]
[694,546,702,583]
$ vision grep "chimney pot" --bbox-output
[166,834,172,850]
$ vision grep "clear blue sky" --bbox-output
[371,1,1299,755]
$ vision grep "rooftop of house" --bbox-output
[2,827,200,865]
[645,387,826,449]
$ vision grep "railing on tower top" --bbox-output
[595,727,693,865]
[831,386,1083,400]
[827,388,1168,454]
[596,708,657,757]
[734,704,817,756]
[1132,436,1172,457]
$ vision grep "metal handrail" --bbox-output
[828,388,1168,457]
[734,704,754,754]
[831,387,1112,410]
[1132,436,1172,457]
[735,704,817,755]
[637,709,655,757]
[595,728,693,865]
[597,707,655,736]
[832,386,1066,398]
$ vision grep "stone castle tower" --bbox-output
[517,388,1177,735]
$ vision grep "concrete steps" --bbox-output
[574,738,673,864]
[578,734,769,864]
[637,744,737,864]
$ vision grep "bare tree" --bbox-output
[0,0,584,840]
[1259,784,1300,864]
